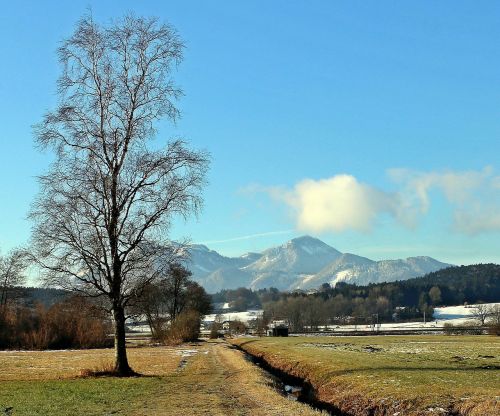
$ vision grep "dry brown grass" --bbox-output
[0,345,183,381]
[0,341,324,415]
[130,340,323,416]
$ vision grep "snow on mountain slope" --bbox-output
[185,236,451,292]
[298,255,451,290]
[239,252,263,264]
[246,236,342,290]
[297,253,375,289]
[188,245,259,275]
[203,267,253,293]
[246,236,341,273]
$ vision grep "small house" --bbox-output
[267,320,289,337]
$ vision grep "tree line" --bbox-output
[0,252,212,350]
[211,264,500,331]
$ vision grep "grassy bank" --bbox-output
[230,335,500,416]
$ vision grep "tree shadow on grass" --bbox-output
[78,364,146,378]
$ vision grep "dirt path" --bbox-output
[135,340,323,416]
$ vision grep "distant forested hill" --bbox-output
[382,263,499,306]
[326,263,499,308]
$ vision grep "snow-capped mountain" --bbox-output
[245,236,342,289]
[188,244,260,276]
[186,236,451,293]
[301,254,450,289]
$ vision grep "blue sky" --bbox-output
[1,1,500,264]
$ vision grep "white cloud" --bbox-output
[390,166,500,234]
[268,175,397,233]
[257,167,500,235]
[389,166,494,206]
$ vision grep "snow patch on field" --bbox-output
[204,309,263,324]
[433,303,499,320]
[317,303,500,333]
[323,321,442,332]
[177,349,198,357]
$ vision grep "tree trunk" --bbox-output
[112,304,134,376]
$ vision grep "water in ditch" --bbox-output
[240,348,346,415]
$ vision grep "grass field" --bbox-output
[231,335,500,416]
[0,342,321,416]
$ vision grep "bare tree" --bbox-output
[131,264,211,340]
[31,14,209,375]
[163,263,191,321]
[130,280,169,341]
[0,249,27,314]
[471,304,490,326]
[488,304,500,325]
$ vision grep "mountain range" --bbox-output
[187,236,451,293]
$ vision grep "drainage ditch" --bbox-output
[232,344,347,416]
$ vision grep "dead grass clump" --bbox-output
[78,361,116,377]
[453,398,500,416]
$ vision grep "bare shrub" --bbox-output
[0,305,37,349]
[228,320,247,335]
[37,297,112,349]
[164,310,201,345]
[487,305,500,324]
[130,265,212,341]
[254,318,267,337]
[487,323,500,336]
[0,296,112,350]
[209,322,222,339]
